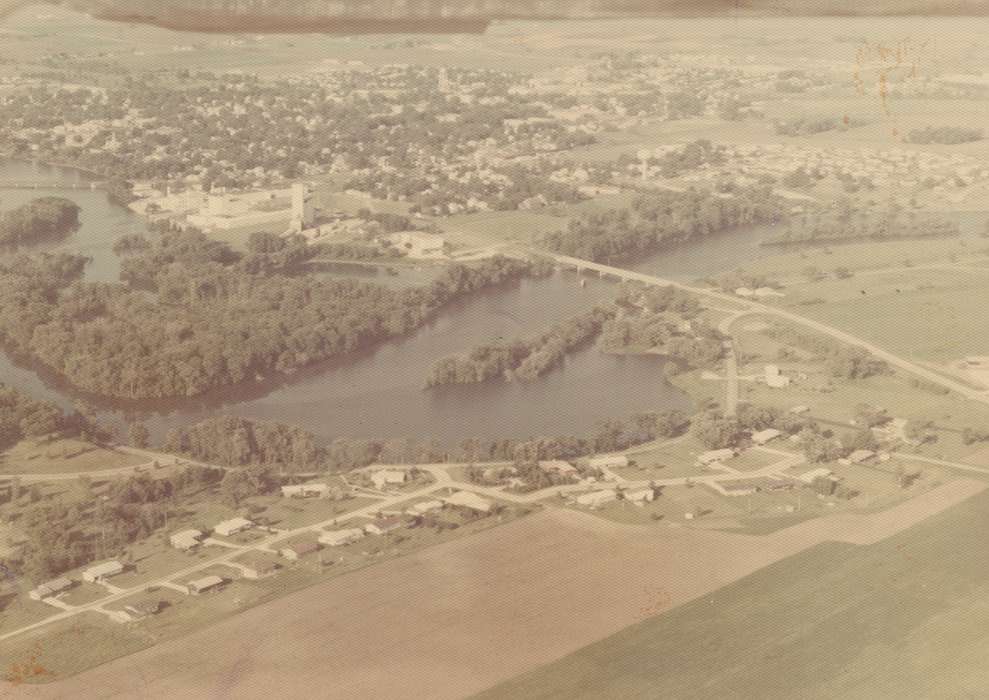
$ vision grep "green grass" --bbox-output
[477,488,989,700]
[0,438,144,476]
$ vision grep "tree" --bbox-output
[655,410,690,438]
[692,410,742,449]
[127,423,150,449]
[801,428,842,463]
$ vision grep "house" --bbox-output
[364,516,404,536]
[538,460,578,476]
[280,483,330,499]
[587,454,629,470]
[82,560,124,583]
[170,529,204,551]
[28,577,73,601]
[213,517,253,537]
[575,489,618,507]
[236,554,279,580]
[280,540,321,561]
[123,600,162,619]
[319,528,365,547]
[790,405,811,414]
[847,449,877,464]
[697,448,737,466]
[797,467,834,484]
[764,364,791,388]
[624,488,655,503]
[406,499,444,516]
[187,575,225,595]
[371,469,408,490]
[751,428,782,445]
[443,490,493,513]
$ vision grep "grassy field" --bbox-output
[0,438,144,476]
[479,487,989,700]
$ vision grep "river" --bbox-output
[1,160,984,444]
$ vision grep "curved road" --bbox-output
[536,250,989,405]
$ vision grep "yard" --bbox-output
[0,438,144,476]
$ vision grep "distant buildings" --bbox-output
[281,483,330,499]
[319,528,365,547]
[371,470,409,490]
[170,529,204,551]
[764,364,791,389]
[751,428,783,446]
[186,575,225,595]
[443,490,493,513]
[364,516,404,536]
[29,577,73,601]
[82,560,124,583]
[538,460,578,476]
[213,517,254,537]
[280,540,321,561]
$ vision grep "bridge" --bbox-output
[528,249,989,406]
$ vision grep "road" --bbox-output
[0,447,232,483]
[0,442,807,645]
[534,250,989,405]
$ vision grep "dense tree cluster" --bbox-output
[765,198,959,246]
[542,186,783,265]
[0,229,538,399]
[645,139,726,178]
[774,116,866,137]
[0,196,80,246]
[764,326,889,380]
[14,464,225,582]
[907,126,983,145]
[0,383,69,451]
[426,306,615,386]
[693,404,812,450]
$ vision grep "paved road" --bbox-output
[536,250,989,405]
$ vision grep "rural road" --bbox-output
[535,250,989,405]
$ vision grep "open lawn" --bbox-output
[479,485,989,700]
[5,479,981,698]
[615,436,710,480]
[0,438,144,476]
[246,495,379,530]
[0,592,56,634]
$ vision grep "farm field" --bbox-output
[479,485,989,700]
[2,479,982,698]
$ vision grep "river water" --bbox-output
[1,160,984,444]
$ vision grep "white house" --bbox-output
[186,575,225,595]
[29,577,73,601]
[319,528,365,547]
[406,499,444,516]
[364,516,404,536]
[764,364,791,388]
[798,467,834,484]
[170,529,204,551]
[213,517,254,537]
[82,560,124,583]
[371,470,408,490]
[697,448,737,466]
[847,449,877,464]
[443,490,493,513]
[538,460,578,475]
[751,428,782,445]
[281,483,330,499]
[624,488,656,503]
[587,454,629,470]
[576,489,618,507]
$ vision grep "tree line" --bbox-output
[0,227,541,400]
[425,306,615,386]
[542,186,784,265]
[0,196,80,246]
